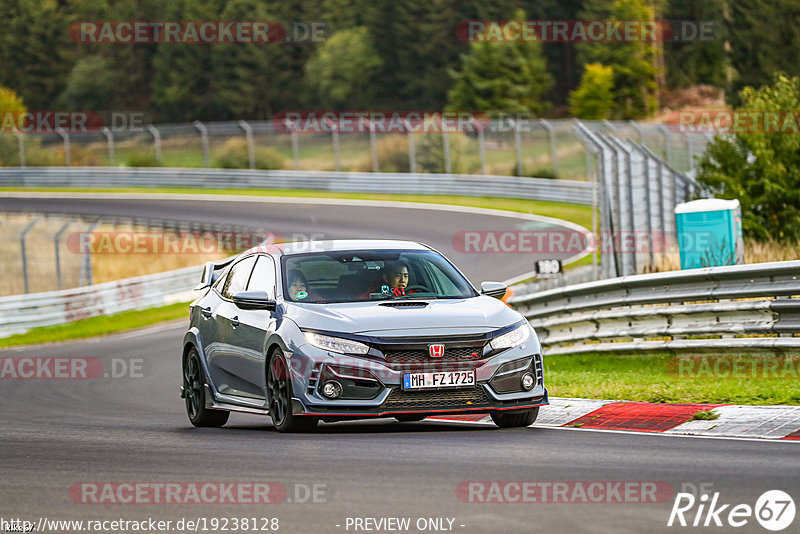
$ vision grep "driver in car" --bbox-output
[382,261,410,297]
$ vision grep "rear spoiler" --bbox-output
[194,256,237,290]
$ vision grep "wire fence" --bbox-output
[0,119,712,180]
[0,212,255,296]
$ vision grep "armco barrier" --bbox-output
[0,265,200,338]
[509,260,800,355]
[0,167,593,205]
[3,256,799,353]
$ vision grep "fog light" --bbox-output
[521,373,535,391]
[321,380,342,399]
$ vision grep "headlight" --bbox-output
[489,324,531,351]
[304,332,369,355]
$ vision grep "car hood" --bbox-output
[283,296,522,336]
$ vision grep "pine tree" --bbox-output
[446,10,553,113]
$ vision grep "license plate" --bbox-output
[402,371,475,390]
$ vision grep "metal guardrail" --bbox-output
[0,265,200,338]
[0,167,594,205]
[509,261,800,355]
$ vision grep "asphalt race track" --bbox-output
[1,194,797,534]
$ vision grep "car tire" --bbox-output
[490,407,538,428]
[394,414,427,422]
[183,348,230,428]
[267,349,318,433]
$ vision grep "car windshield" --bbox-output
[281,249,476,303]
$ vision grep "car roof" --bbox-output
[242,239,432,257]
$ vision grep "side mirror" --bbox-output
[480,281,508,299]
[194,261,215,290]
[232,290,276,311]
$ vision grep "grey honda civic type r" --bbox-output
[181,239,548,432]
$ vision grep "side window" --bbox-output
[247,255,277,298]
[221,256,257,299]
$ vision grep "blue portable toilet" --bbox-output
[674,199,743,270]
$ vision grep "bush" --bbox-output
[22,140,100,166]
[570,63,615,120]
[214,138,284,170]
[511,166,558,179]
[415,132,470,174]
[354,136,410,172]
[125,152,161,167]
[696,73,800,241]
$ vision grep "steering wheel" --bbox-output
[405,284,432,294]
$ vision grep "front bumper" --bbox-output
[287,340,547,418]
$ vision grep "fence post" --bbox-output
[238,120,255,169]
[658,124,673,166]
[147,125,162,166]
[442,130,451,174]
[14,133,25,167]
[100,127,115,166]
[330,126,341,171]
[540,119,558,176]
[478,128,487,175]
[629,120,644,143]
[54,222,71,290]
[79,221,100,286]
[404,118,416,173]
[687,134,694,171]
[20,221,37,294]
[513,120,523,176]
[369,121,379,172]
[587,147,599,280]
[193,121,209,167]
[56,129,71,166]
[290,128,299,170]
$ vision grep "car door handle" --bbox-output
[200,307,212,318]
[230,316,240,328]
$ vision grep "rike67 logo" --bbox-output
[668,489,795,531]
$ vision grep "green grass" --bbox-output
[545,353,800,405]
[0,302,189,348]
[692,410,720,420]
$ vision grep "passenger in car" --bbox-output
[287,269,319,302]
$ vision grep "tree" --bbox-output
[578,0,658,119]
[695,73,800,241]
[570,63,615,119]
[0,85,26,165]
[446,10,553,114]
[211,0,279,119]
[662,0,727,89]
[0,0,74,110]
[151,0,225,121]
[726,0,800,106]
[304,27,382,109]
[58,55,115,110]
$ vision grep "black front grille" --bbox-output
[383,386,491,409]
[383,346,483,364]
